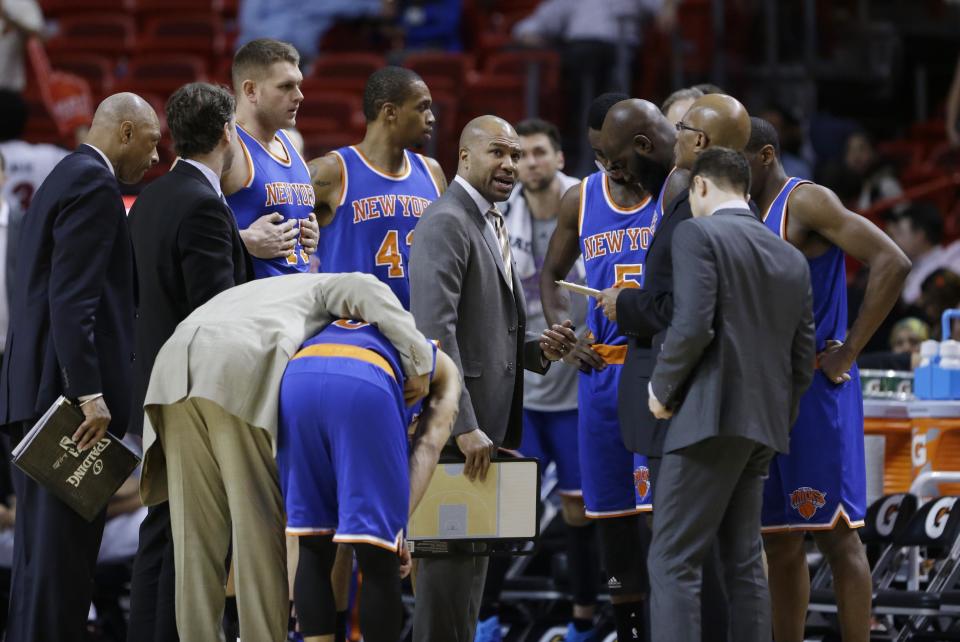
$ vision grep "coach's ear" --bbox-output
[632,134,652,155]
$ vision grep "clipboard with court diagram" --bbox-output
[408,458,540,554]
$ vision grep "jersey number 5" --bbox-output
[375,229,414,278]
[614,264,643,289]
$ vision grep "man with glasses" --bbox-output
[596,94,753,641]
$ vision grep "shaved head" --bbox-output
[597,98,675,193]
[86,92,161,184]
[91,92,159,131]
[458,115,521,203]
[459,115,516,150]
[673,93,750,170]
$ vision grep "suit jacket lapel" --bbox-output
[646,191,686,258]
[449,182,512,290]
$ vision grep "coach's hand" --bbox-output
[540,320,578,362]
[457,429,495,482]
[73,397,111,451]
[648,388,673,420]
[818,339,853,385]
[597,287,622,322]
[404,373,430,407]
[300,213,319,255]
[239,212,299,259]
[565,330,606,372]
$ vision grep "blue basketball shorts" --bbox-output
[277,357,409,550]
[578,365,653,518]
[761,369,866,532]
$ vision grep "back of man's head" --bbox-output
[587,92,629,131]
[166,83,235,158]
[232,38,300,90]
[0,89,28,142]
[690,147,751,197]
[746,117,780,157]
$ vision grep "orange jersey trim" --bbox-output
[603,174,651,213]
[351,145,411,180]
[591,343,627,365]
[292,344,396,380]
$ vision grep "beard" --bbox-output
[630,153,670,195]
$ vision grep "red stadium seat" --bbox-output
[483,49,560,92]
[404,52,475,96]
[459,74,525,131]
[117,55,208,98]
[48,52,116,98]
[307,53,385,93]
[138,15,226,61]
[877,139,928,170]
[45,14,135,57]
[295,88,365,137]
[40,0,134,16]
[303,132,358,160]
[135,0,224,12]
[426,91,459,176]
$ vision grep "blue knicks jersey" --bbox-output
[317,146,442,309]
[762,177,846,352]
[293,319,437,423]
[578,172,656,346]
[228,126,315,279]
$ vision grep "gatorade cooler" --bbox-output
[909,401,960,496]
[864,400,912,493]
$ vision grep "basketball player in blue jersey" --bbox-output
[221,38,321,279]
[278,319,460,642]
[308,66,447,309]
[746,118,910,642]
[540,93,655,642]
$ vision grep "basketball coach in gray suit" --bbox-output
[409,115,576,641]
[645,148,816,642]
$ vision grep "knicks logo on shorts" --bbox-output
[634,466,651,499]
[790,487,826,520]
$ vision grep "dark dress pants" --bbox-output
[6,419,107,642]
[128,501,179,641]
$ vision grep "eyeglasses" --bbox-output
[675,121,706,135]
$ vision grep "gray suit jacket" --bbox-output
[141,272,433,504]
[650,208,816,453]
[409,180,548,449]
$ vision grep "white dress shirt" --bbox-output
[82,143,116,176]
[181,158,223,197]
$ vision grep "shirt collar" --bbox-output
[0,199,8,227]
[454,175,494,214]
[82,143,116,176]
[710,198,750,215]
[181,158,223,197]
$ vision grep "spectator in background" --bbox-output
[825,130,902,212]
[0,89,69,212]
[859,317,930,371]
[661,87,703,126]
[512,0,677,172]
[886,202,960,304]
[0,0,43,93]
[890,317,930,355]
[395,0,461,51]
[237,0,386,63]
[759,104,814,180]
[918,268,960,340]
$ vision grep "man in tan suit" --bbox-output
[140,271,434,642]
